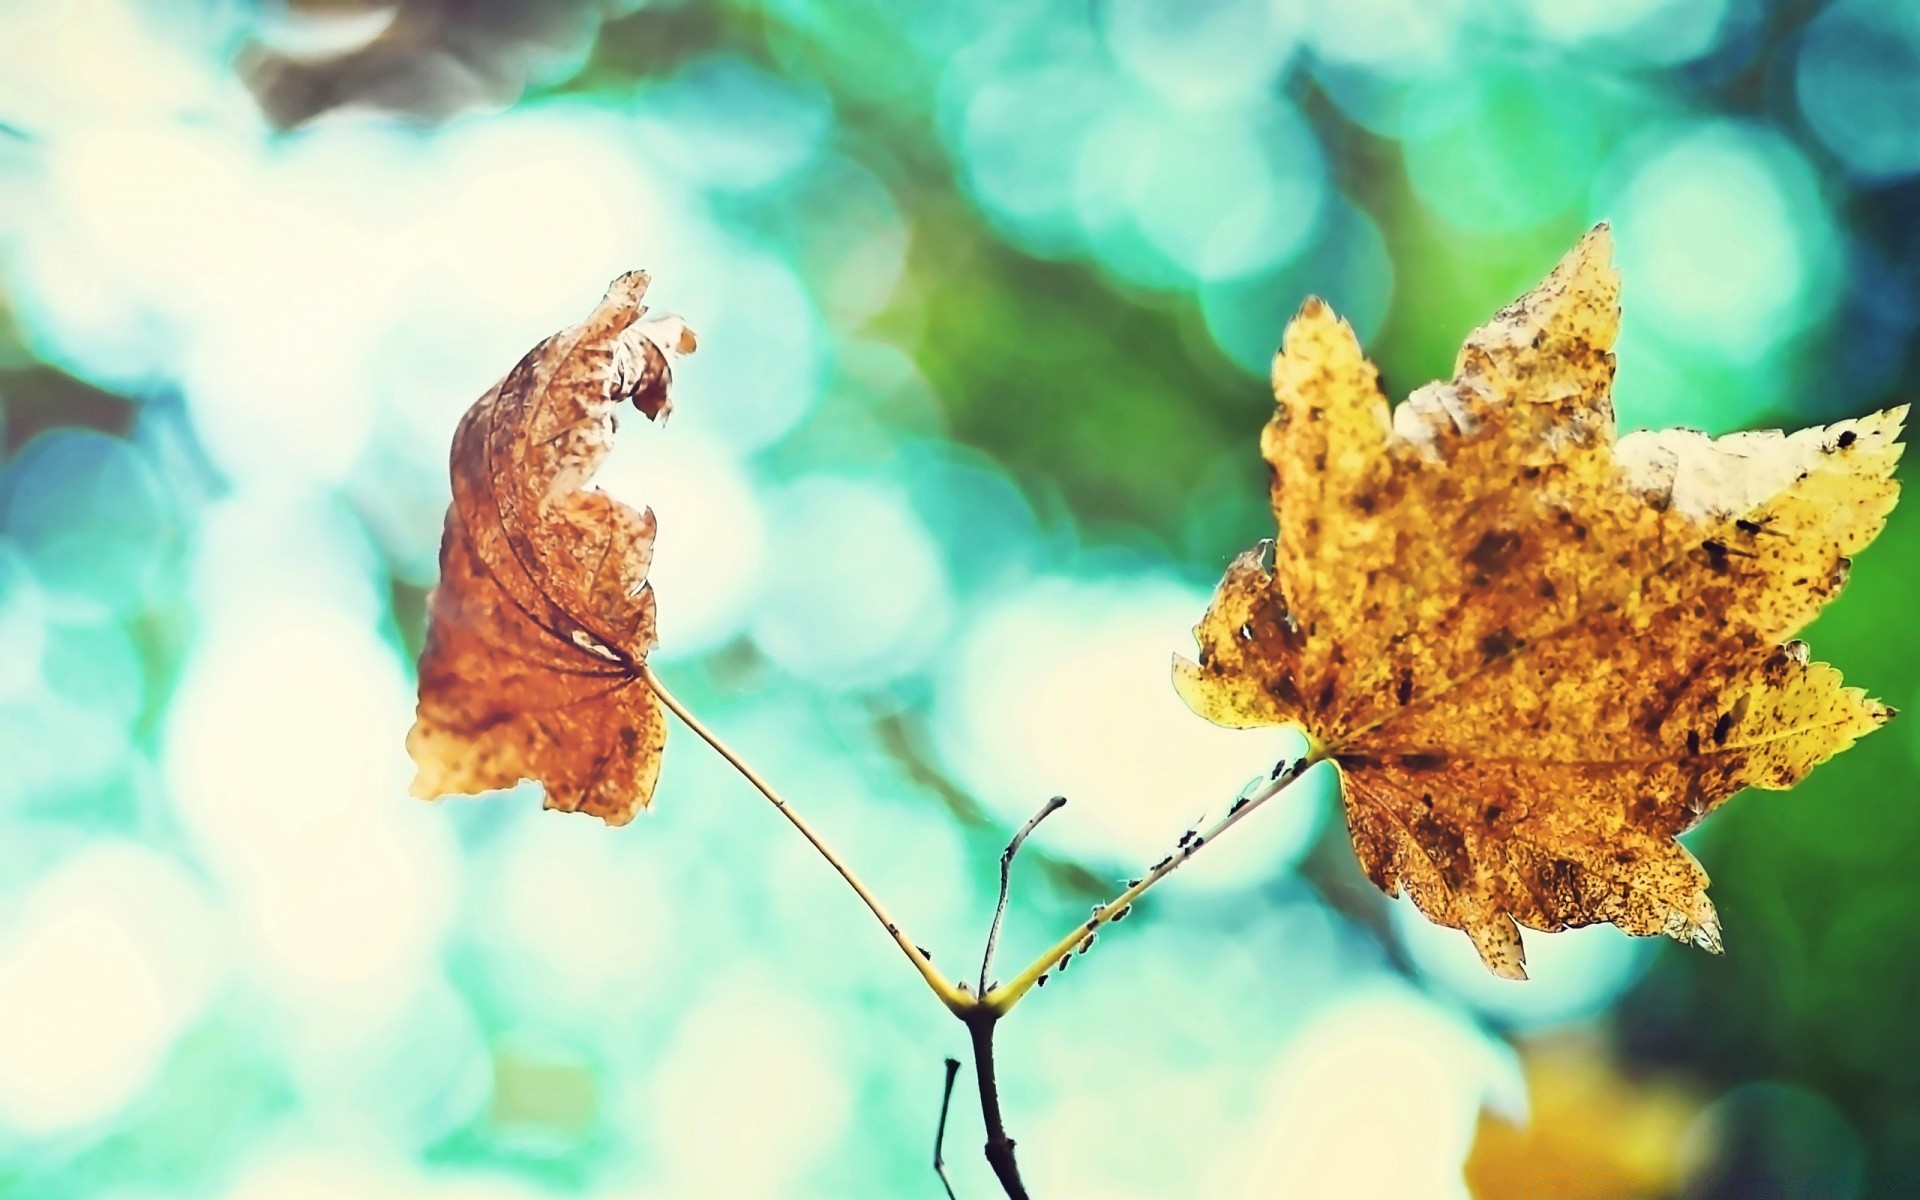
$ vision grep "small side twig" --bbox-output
[934,1056,962,1200]
[980,795,1068,994]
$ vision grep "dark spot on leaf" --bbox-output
[1396,668,1414,706]
[1712,711,1734,745]
[1480,629,1518,660]
[1686,729,1700,756]
[1466,529,1522,576]
[1269,674,1303,706]
[1411,815,1471,890]
[1536,857,1587,907]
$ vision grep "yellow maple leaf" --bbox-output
[1175,225,1904,978]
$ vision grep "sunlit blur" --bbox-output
[1,0,1916,1196]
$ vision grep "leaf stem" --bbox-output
[981,750,1325,1014]
[642,665,973,1013]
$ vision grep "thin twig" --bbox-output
[643,665,973,1013]
[967,1014,1028,1200]
[979,795,1068,995]
[982,752,1325,1013]
[934,1056,962,1200]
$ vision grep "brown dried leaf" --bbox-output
[407,272,696,826]
[1176,226,1903,977]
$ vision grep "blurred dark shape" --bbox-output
[0,366,135,455]
[239,0,614,127]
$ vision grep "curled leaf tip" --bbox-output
[1470,916,1528,981]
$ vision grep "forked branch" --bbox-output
[647,661,1324,1200]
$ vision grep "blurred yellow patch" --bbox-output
[1466,1036,1702,1199]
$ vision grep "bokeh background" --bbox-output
[1,0,1917,1196]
